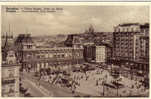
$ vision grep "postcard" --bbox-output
[0,2,150,98]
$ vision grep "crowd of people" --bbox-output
[33,63,149,97]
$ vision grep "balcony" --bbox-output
[2,79,15,85]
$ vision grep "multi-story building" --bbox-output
[83,44,95,62]
[94,32,113,44]
[83,43,112,63]
[2,56,20,97]
[2,33,20,97]
[15,34,84,73]
[95,45,106,63]
[134,34,142,61]
[139,36,149,62]
[65,26,113,64]
[134,35,149,72]
[64,34,83,48]
[113,23,149,73]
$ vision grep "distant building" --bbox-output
[134,34,142,61]
[2,32,14,46]
[95,45,106,63]
[65,26,113,64]
[64,34,83,48]
[113,23,149,73]
[139,36,149,62]
[83,44,95,62]
[15,34,84,73]
[94,32,113,45]
[65,25,113,49]
[83,43,112,63]
[2,33,20,97]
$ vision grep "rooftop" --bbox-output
[15,34,33,44]
[23,47,83,51]
[119,23,140,26]
[140,23,149,28]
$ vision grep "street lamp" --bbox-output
[102,80,104,96]
[116,79,119,96]
[112,67,119,97]
[102,77,107,97]
[130,63,134,80]
[102,80,105,96]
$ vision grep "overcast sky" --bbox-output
[2,5,149,36]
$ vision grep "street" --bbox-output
[21,72,88,97]
[21,62,149,97]
[22,78,49,97]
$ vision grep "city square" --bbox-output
[1,5,149,97]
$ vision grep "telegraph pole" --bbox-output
[102,80,104,96]
[116,79,118,96]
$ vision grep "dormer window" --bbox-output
[6,50,16,64]
[27,45,32,49]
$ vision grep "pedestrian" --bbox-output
[96,79,99,86]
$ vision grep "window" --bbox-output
[37,55,40,59]
[127,28,129,32]
[27,54,32,59]
[61,54,65,58]
[45,54,49,58]
[9,55,14,57]
[27,45,32,49]
[118,28,120,32]
[49,54,53,58]
[8,85,15,93]
[131,28,133,32]
[8,69,14,78]
[2,85,8,94]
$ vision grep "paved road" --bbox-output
[22,72,88,97]
[22,74,52,97]
[22,79,47,97]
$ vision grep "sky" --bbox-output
[2,5,149,36]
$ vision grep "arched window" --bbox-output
[127,28,129,32]
[122,28,125,32]
[131,28,133,32]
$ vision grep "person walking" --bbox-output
[96,80,98,86]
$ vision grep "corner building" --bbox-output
[2,33,20,97]
[15,34,84,73]
[113,23,149,74]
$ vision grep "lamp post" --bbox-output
[112,66,119,97]
[102,79,106,97]
[116,79,119,96]
[129,63,134,96]
[102,80,104,96]
[130,64,133,80]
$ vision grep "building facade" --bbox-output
[95,46,106,63]
[83,43,112,63]
[113,23,149,73]
[83,44,95,62]
[15,34,84,73]
[64,34,83,48]
[2,62,20,97]
[2,33,20,97]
